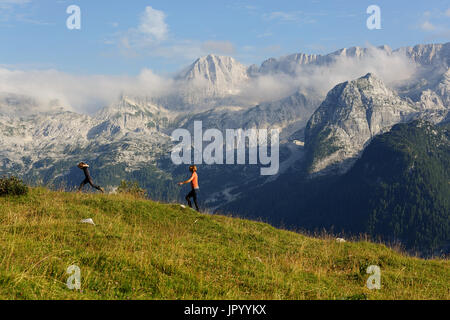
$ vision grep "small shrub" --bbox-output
[117,180,147,199]
[0,176,29,196]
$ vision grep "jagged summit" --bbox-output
[253,43,449,76]
[95,96,169,119]
[362,72,375,79]
[178,54,248,84]
[258,53,321,75]
[255,46,393,75]
[399,42,450,67]
[173,54,250,107]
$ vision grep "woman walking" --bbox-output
[178,165,200,212]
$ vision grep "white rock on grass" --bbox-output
[80,218,95,226]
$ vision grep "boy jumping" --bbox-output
[78,162,104,193]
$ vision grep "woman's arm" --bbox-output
[178,174,194,186]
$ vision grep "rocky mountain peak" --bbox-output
[172,55,250,107]
[305,73,418,175]
[179,54,248,84]
[399,42,450,68]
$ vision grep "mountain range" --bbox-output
[0,42,449,255]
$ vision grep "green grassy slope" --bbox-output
[0,188,448,300]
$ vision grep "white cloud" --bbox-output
[118,6,169,51]
[0,67,174,114]
[420,21,436,31]
[265,11,300,21]
[0,0,31,21]
[417,9,450,36]
[263,10,316,24]
[257,32,273,38]
[138,6,168,41]
[0,0,50,25]
[111,7,238,64]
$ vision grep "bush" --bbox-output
[117,180,147,199]
[0,176,29,196]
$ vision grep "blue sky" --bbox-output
[0,0,449,75]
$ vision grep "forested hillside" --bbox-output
[223,121,450,256]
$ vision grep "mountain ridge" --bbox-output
[254,42,449,75]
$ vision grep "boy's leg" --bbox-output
[79,178,88,191]
[88,179,104,193]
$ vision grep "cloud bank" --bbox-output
[0,68,174,114]
[242,46,419,103]
[0,46,419,115]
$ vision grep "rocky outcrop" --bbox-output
[305,73,417,175]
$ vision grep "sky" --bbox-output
[0,0,449,76]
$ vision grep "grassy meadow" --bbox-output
[0,188,448,300]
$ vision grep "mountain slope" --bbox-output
[0,96,173,173]
[0,188,448,300]
[305,73,417,175]
[220,120,450,256]
[320,120,450,254]
[177,90,319,139]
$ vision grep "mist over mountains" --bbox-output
[1,42,448,115]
